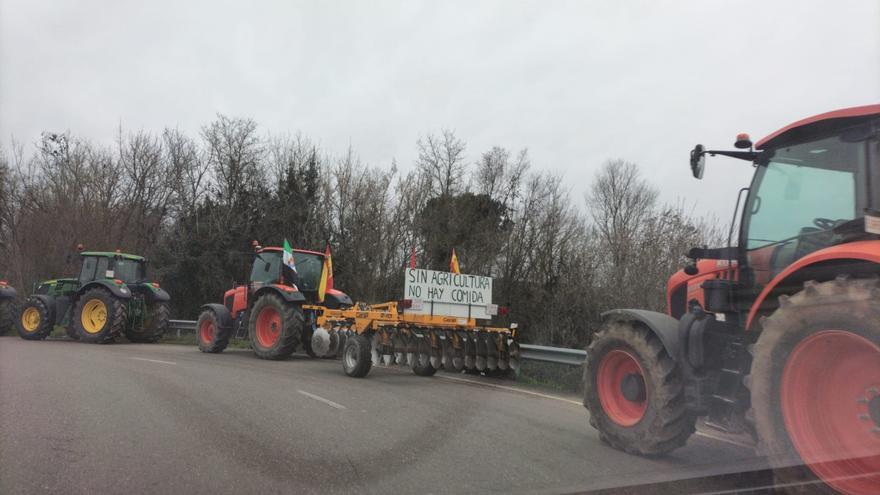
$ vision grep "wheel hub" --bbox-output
[620,373,646,402]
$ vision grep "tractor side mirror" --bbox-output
[683,262,699,276]
[690,144,706,179]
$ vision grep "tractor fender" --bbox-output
[602,308,682,362]
[745,239,880,330]
[323,289,353,309]
[200,303,233,329]
[255,285,306,304]
[79,280,132,300]
[139,284,170,302]
[0,285,16,300]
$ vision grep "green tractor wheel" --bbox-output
[125,300,169,343]
[74,288,126,344]
[0,298,18,335]
[17,297,53,340]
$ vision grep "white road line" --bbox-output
[297,390,347,410]
[131,357,177,365]
[436,375,584,405]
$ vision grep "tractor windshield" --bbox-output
[112,258,146,283]
[743,131,869,261]
[249,251,324,291]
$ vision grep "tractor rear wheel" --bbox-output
[342,333,373,378]
[17,297,53,340]
[197,308,231,353]
[0,298,18,335]
[583,320,695,455]
[74,288,126,344]
[750,278,880,495]
[247,293,302,360]
[126,301,169,343]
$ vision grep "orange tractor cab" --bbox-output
[196,244,352,359]
[583,105,880,495]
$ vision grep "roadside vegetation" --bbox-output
[0,117,720,354]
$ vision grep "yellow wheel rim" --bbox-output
[21,307,40,332]
[81,299,108,334]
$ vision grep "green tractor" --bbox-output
[17,250,170,344]
[0,280,17,334]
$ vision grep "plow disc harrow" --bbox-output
[305,302,518,378]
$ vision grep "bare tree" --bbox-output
[416,129,466,198]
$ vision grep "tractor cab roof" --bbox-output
[80,251,145,261]
[756,104,880,150]
[258,247,325,257]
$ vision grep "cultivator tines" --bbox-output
[304,301,517,378]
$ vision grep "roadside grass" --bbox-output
[516,360,584,394]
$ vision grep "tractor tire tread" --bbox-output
[583,321,695,456]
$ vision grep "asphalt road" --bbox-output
[0,337,771,494]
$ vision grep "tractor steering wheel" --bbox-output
[813,217,843,231]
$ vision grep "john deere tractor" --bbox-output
[17,250,170,344]
[0,280,17,334]
[582,105,880,494]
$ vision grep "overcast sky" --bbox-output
[1,0,878,221]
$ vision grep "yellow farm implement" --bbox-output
[305,301,519,378]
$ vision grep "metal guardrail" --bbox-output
[168,319,586,366]
[518,344,586,366]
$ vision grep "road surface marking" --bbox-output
[131,357,177,365]
[297,390,347,409]
[437,375,583,405]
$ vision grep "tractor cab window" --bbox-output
[112,259,145,283]
[79,257,97,282]
[251,252,281,284]
[744,134,866,275]
[293,252,324,292]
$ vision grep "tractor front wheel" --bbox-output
[17,297,53,340]
[583,320,695,455]
[73,288,126,344]
[197,308,231,353]
[126,300,169,343]
[750,278,880,495]
[247,293,302,360]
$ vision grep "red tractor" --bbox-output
[583,105,880,494]
[196,243,352,359]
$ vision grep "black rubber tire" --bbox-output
[247,293,302,360]
[583,320,696,455]
[65,325,79,340]
[73,288,126,344]
[342,333,373,378]
[412,358,437,376]
[0,298,18,335]
[17,297,53,340]
[125,300,169,343]
[196,308,231,353]
[749,277,880,495]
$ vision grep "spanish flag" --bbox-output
[318,244,333,302]
[449,248,460,274]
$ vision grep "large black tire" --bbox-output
[749,277,880,495]
[0,298,18,335]
[247,293,302,360]
[583,320,695,455]
[65,324,79,340]
[17,297,53,340]
[73,288,126,344]
[125,300,169,343]
[196,308,231,353]
[342,333,373,378]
